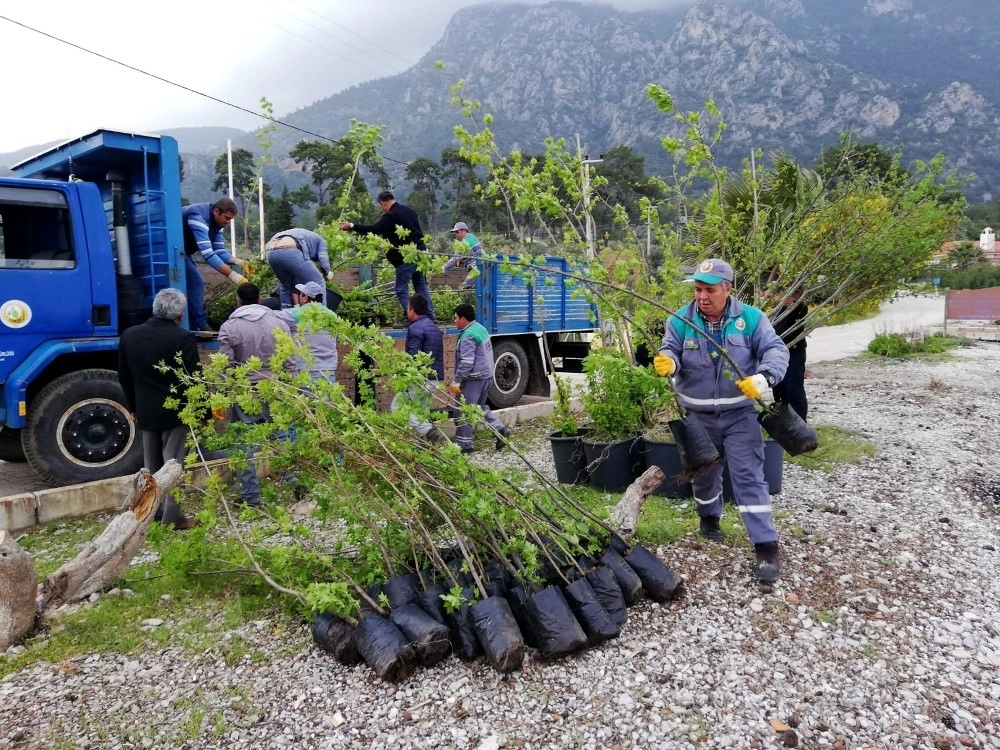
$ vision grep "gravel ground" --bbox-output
[3,344,1000,749]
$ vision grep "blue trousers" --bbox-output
[394,263,434,318]
[453,378,504,449]
[184,253,209,331]
[690,408,777,544]
[266,247,325,309]
[232,403,288,505]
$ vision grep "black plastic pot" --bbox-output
[562,577,620,646]
[639,437,693,498]
[505,583,541,649]
[418,582,450,625]
[383,572,422,608]
[624,543,680,603]
[350,613,417,683]
[389,602,452,667]
[524,586,588,658]
[600,547,644,605]
[585,564,627,628]
[668,415,721,480]
[470,596,526,673]
[444,586,483,661]
[548,428,591,484]
[311,612,363,666]
[758,401,819,455]
[583,436,637,492]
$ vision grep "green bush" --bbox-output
[867,331,965,358]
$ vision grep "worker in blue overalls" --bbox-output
[654,258,789,583]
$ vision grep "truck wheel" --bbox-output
[489,340,529,409]
[0,426,26,462]
[22,369,142,486]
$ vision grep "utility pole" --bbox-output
[577,134,603,259]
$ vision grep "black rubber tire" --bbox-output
[489,339,529,409]
[22,369,142,486]
[0,426,26,463]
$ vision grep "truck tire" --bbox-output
[22,369,142,486]
[489,340,529,409]
[0,426,26,462]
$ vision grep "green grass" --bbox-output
[863,331,970,360]
[786,424,877,472]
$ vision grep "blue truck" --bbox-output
[0,129,595,487]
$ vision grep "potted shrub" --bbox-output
[547,375,590,485]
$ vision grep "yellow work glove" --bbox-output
[652,354,675,377]
[211,406,227,421]
[449,382,462,395]
[325,270,335,283]
[229,272,248,285]
[736,374,769,400]
[241,261,253,276]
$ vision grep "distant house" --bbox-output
[981,227,998,263]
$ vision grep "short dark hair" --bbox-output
[212,196,238,216]
[408,293,429,316]
[455,303,476,322]
[236,282,260,305]
[376,190,394,203]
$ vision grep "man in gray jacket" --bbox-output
[273,281,338,383]
[449,303,508,453]
[218,283,296,507]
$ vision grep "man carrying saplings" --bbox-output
[654,258,789,583]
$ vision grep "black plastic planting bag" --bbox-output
[758,401,819,455]
[525,586,588,658]
[669,414,721,480]
[383,572,422,609]
[311,612,362,666]
[470,596,525,673]
[350,613,417,682]
[444,586,483,661]
[389,602,452,667]
[358,582,383,614]
[505,583,541,649]
[563,577,620,646]
[484,559,514,596]
[585,564,627,628]
[600,547,644,605]
[625,543,680,603]
[418,582,450,625]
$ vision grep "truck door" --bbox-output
[0,182,97,387]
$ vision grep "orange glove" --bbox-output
[449,382,462,395]
[211,406,226,421]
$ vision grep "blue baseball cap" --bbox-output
[689,258,734,285]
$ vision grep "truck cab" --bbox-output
[0,130,184,485]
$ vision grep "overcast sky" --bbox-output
[0,0,686,154]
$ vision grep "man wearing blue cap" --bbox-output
[653,258,789,583]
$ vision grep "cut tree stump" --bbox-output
[609,465,665,542]
[36,460,184,612]
[0,529,37,650]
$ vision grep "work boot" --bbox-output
[753,541,781,583]
[495,427,509,451]
[425,426,450,445]
[698,515,724,542]
[174,517,202,531]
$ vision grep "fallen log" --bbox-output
[36,460,183,612]
[608,465,665,542]
[0,530,37,650]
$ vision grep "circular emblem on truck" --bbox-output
[0,300,31,329]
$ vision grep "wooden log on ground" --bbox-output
[0,530,38,650]
[609,465,665,542]
[37,460,184,612]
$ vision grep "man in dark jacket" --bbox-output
[118,288,201,529]
[340,190,435,324]
[391,294,448,444]
[769,287,809,421]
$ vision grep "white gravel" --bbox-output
[3,343,1000,749]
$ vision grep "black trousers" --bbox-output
[773,349,807,421]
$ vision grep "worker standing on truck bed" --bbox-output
[340,190,435,326]
[182,197,246,333]
[265,228,334,309]
[442,221,483,290]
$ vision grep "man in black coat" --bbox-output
[340,190,436,324]
[770,287,809,421]
[118,288,201,529]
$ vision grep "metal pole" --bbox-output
[227,139,237,259]
[258,176,266,260]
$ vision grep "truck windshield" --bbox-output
[0,187,75,269]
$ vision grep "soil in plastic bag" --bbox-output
[389,602,452,667]
[445,557,474,589]
[525,586,588,658]
[484,559,514,596]
[563,577,620,646]
[585,564,627,628]
[418,582,450,624]
[758,401,819,455]
[350,613,417,682]
[358,582,384,615]
[383,572,422,609]
[311,612,362,666]
[625,543,680,603]
[669,414,721,481]
[505,583,541,649]
[470,596,526,673]
[600,547,644,605]
[444,586,483,661]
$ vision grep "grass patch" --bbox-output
[786,424,876,472]
[864,331,969,359]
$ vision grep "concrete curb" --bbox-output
[0,398,568,533]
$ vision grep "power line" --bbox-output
[285,0,415,68]
[0,13,413,167]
